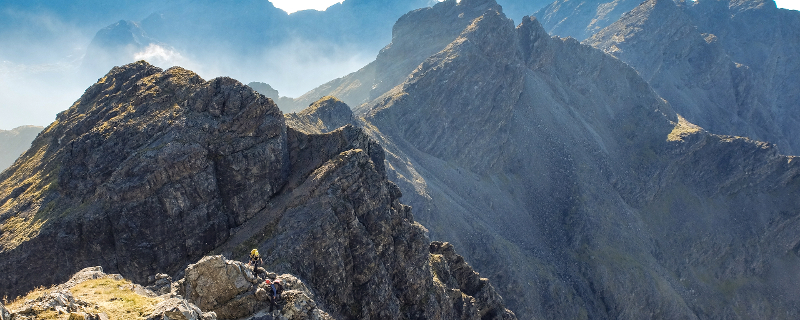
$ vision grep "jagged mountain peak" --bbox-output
[1,60,517,319]
[287,0,800,317]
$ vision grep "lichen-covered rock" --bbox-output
[182,255,262,320]
[178,255,332,320]
[147,297,215,320]
[0,302,10,320]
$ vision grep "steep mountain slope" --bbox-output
[586,0,800,155]
[533,0,644,40]
[290,0,800,318]
[0,61,516,319]
[294,0,499,110]
[0,125,42,172]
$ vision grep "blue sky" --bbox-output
[1,0,799,130]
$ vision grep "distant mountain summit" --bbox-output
[587,0,800,154]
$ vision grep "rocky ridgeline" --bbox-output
[296,0,800,318]
[3,248,510,320]
[0,61,515,319]
[587,0,800,155]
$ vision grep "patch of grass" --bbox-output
[667,116,701,142]
[69,278,161,320]
[6,285,53,311]
[0,215,46,251]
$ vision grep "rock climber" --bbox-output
[271,278,283,301]
[265,279,278,311]
[248,248,264,278]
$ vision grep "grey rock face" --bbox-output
[247,82,297,112]
[587,0,800,155]
[0,61,289,297]
[300,0,800,318]
[534,0,644,40]
[284,96,356,134]
[148,298,216,320]
[1,60,516,319]
[179,255,332,320]
[294,0,500,110]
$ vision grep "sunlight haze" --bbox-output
[270,0,344,13]
[775,0,800,11]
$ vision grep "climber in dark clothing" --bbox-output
[271,279,283,301]
[248,249,264,278]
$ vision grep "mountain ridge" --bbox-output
[586,0,800,155]
[288,0,800,317]
[0,60,516,319]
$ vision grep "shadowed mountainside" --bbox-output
[291,0,800,318]
[586,0,800,155]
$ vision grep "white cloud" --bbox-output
[133,44,189,68]
[775,0,800,11]
[270,0,344,13]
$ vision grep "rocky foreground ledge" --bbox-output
[3,245,513,320]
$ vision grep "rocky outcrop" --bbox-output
[0,61,288,297]
[284,96,355,135]
[586,0,800,155]
[148,298,215,320]
[0,125,42,173]
[0,59,516,319]
[4,266,165,320]
[176,255,331,320]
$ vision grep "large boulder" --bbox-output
[182,255,261,319]
[180,255,333,320]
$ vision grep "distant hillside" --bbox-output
[0,125,42,172]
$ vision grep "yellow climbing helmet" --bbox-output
[251,249,259,258]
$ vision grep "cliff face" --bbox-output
[0,61,516,319]
[288,0,800,318]
[587,0,800,155]
[533,0,644,40]
[1,61,289,296]
[294,0,501,110]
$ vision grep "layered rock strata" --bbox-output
[0,61,516,319]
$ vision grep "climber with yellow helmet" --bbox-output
[248,248,264,278]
